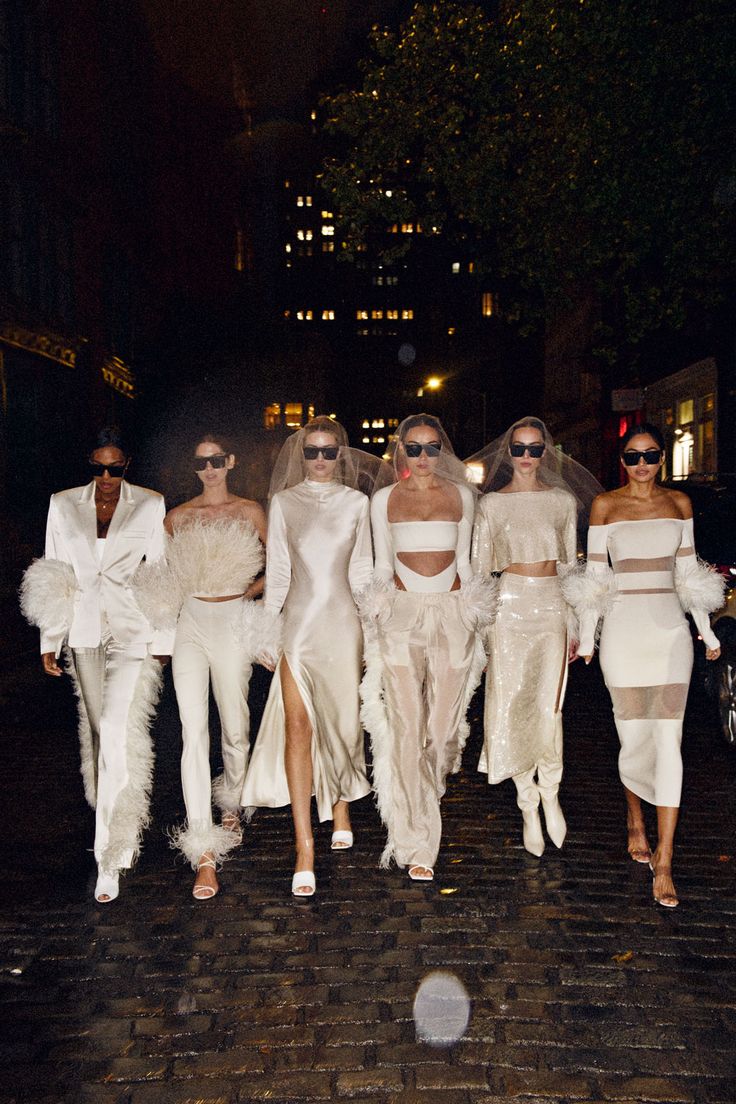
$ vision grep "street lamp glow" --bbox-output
[425,376,442,391]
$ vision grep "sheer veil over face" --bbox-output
[268,416,391,499]
[466,415,602,521]
[380,413,479,497]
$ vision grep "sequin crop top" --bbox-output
[471,486,577,575]
[371,483,475,593]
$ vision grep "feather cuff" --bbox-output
[236,601,282,666]
[168,819,243,870]
[355,575,397,635]
[132,558,183,631]
[675,559,726,615]
[460,573,500,631]
[558,562,617,620]
[19,558,78,634]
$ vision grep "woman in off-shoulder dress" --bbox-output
[573,423,722,908]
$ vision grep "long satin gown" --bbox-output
[241,479,373,820]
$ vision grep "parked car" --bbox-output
[663,475,736,746]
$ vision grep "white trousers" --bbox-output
[72,632,150,872]
[171,597,252,866]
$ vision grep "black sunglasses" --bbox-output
[404,441,442,457]
[89,461,127,478]
[622,448,662,466]
[193,454,228,471]
[303,446,340,460]
[509,443,545,458]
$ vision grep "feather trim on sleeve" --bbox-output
[460,573,500,631]
[675,559,726,615]
[236,600,283,667]
[19,558,78,634]
[355,575,397,636]
[132,558,183,631]
[558,561,617,646]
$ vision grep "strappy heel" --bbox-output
[193,855,218,900]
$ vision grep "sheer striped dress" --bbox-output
[578,518,720,807]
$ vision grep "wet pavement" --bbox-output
[2,657,736,1103]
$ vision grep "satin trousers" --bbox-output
[378,591,475,870]
[72,631,148,871]
[172,597,252,832]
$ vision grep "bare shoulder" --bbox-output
[589,489,620,525]
[665,487,693,519]
[164,499,199,531]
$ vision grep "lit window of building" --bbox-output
[285,243,292,253]
[373,437,385,444]
[468,261,475,273]
[284,180,290,189]
[357,329,369,336]
[297,196,304,207]
[362,436,370,443]
[371,309,383,320]
[452,262,460,274]
[322,242,335,252]
[296,310,304,320]
[356,309,368,320]
[362,420,370,428]
[387,309,398,320]
[401,223,414,233]
[264,403,281,429]
[283,310,291,318]
[285,403,304,427]
[306,196,313,206]
[321,225,335,236]
[373,276,384,286]
[321,210,333,219]
[401,309,414,320]
[482,291,497,317]
[321,309,335,321]
[389,224,398,234]
[447,326,456,335]
[310,110,317,121]
[306,310,313,320]
[388,418,399,428]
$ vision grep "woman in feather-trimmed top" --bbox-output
[575,424,723,909]
[159,434,267,900]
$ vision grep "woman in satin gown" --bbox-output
[241,417,374,897]
[577,423,722,908]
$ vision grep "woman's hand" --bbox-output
[152,655,171,667]
[705,646,721,661]
[579,654,594,666]
[568,638,579,663]
[42,652,62,677]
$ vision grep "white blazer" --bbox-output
[42,480,174,656]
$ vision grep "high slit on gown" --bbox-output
[241,479,373,820]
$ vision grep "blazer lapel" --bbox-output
[76,481,98,558]
[101,481,135,565]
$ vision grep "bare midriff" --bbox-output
[394,551,460,591]
[504,559,558,578]
[194,594,244,603]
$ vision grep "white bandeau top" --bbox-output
[371,483,475,593]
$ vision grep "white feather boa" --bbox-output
[675,558,726,615]
[236,601,283,666]
[19,558,78,634]
[64,649,162,872]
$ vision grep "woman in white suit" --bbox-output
[21,428,173,903]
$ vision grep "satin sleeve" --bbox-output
[348,495,374,596]
[40,495,73,656]
[263,495,292,615]
[456,483,475,584]
[471,497,493,579]
[577,524,612,657]
[370,487,395,584]
[147,496,175,656]
[675,518,721,650]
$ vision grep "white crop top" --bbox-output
[371,484,475,593]
[471,487,577,575]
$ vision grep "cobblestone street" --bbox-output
[2,658,735,1104]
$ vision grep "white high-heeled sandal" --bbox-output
[331,830,353,851]
[193,856,218,901]
[95,870,119,904]
[291,870,316,897]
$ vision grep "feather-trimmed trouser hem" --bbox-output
[362,591,481,871]
[172,598,252,861]
[168,818,244,870]
[68,637,162,874]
